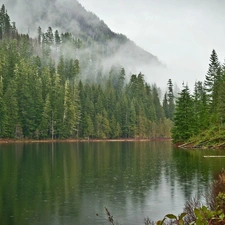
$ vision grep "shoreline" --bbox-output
[0,138,172,144]
[174,141,225,150]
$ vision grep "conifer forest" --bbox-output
[0,3,223,145]
[0,4,174,140]
[172,49,225,146]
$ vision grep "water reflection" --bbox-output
[0,141,225,225]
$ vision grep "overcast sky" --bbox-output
[77,0,225,88]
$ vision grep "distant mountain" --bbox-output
[6,0,166,83]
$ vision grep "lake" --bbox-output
[0,141,225,225]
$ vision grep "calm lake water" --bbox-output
[0,141,225,225]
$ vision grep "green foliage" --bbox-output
[163,79,175,121]
[172,85,196,143]
[156,213,186,225]
[172,50,225,147]
[155,207,225,225]
[216,192,225,213]
[0,4,18,39]
[0,4,172,140]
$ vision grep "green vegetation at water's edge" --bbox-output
[0,4,175,140]
[172,49,225,148]
[103,170,225,225]
[151,170,225,225]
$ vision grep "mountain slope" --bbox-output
[6,0,166,83]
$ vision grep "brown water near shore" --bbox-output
[0,138,172,144]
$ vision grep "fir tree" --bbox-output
[172,85,195,142]
[204,50,221,106]
[0,75,6,137]
[167,79,175,120]
[63,81,77,138]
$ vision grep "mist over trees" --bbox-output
[0,4,173,140]
[3,1,223,144]
[5,0,166,84]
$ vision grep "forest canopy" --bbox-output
[0,4,174,140]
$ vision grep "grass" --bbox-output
[187,126,225,149]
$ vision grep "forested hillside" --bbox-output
[172,50,225,148]
[6,0,165,83]
[0,4,174,140]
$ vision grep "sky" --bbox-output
[5,0,225,90]
[77,0,225,89]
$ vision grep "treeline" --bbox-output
[172,49,225,144]
[0,4,174,140]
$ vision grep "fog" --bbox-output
[78,0,225,89]
[5,0,225,90]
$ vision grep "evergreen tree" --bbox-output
[167,79,175,120]
[46,27,54,45]
[136,113,146,138]
[152,85,164,121]
[0,5,12,38]
[0,75,6,137]
[163,93,169,118]
[216,67,225,125]
[42,33,51,62]
[62,81,77,138]
[37,26,42,45]
[193,81,209,132]
[11,21,17,39]
[119,67,125,90]
[172,85,195,142]
[128,100,137,137]
[144,83,156,122]
[83,113,93,138]
[0,5,6,39]
[163,79,175,120]
[204,50,221,107]
[41,67,51,101]
[94,113,105,138]
[29,70,43,138]
[102,110,111,138]
[39,94,52,138]
[137,72,145,99]
[4,11,11,37]
[3,80,19,138]
[120,96,129,138]
[14,60,34,138]
[49,72,64,139]
[54,30,61,51]
[57,55,66,84]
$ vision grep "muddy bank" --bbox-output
[0,138,172,144]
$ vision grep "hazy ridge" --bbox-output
[6,0,166,84]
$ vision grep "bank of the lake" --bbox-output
[173,121,225,150]
[175,139,225,150]
[0,138,172,144]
